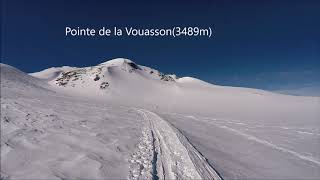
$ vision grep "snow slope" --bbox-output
[275,86,320,97]
[30,66,77,81]
[1,59,320,179]
[1,64,144,179]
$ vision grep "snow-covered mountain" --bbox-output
[30,58,319,122]
[31,58,177,98]
[1,59,319,180]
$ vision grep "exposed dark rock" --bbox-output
[55,69,86,87]
[127,62,141,70]
[158,73,175,82]
[3,116,10,123]
[94,75,100,81]
[100,82,109,89]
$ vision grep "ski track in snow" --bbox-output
[217,125,320,166]
[128,109,221,180]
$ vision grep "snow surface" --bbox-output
[275,86,320,97]
[1,59,320,179]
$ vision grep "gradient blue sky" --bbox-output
[2,0,320,91]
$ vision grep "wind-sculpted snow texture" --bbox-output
[160,113,320,179]
[1,59,319,180]
[1,64,143,179]
[0,93,143,179]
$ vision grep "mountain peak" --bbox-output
[99,58,134,66]
[98,58,141,71]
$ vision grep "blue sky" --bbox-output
[1,0,319,92]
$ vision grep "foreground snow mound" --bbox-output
[0,63,52,94]
[1,79,143,179]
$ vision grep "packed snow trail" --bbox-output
[128,109,221,180]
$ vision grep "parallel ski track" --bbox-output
[128,109,222,180]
